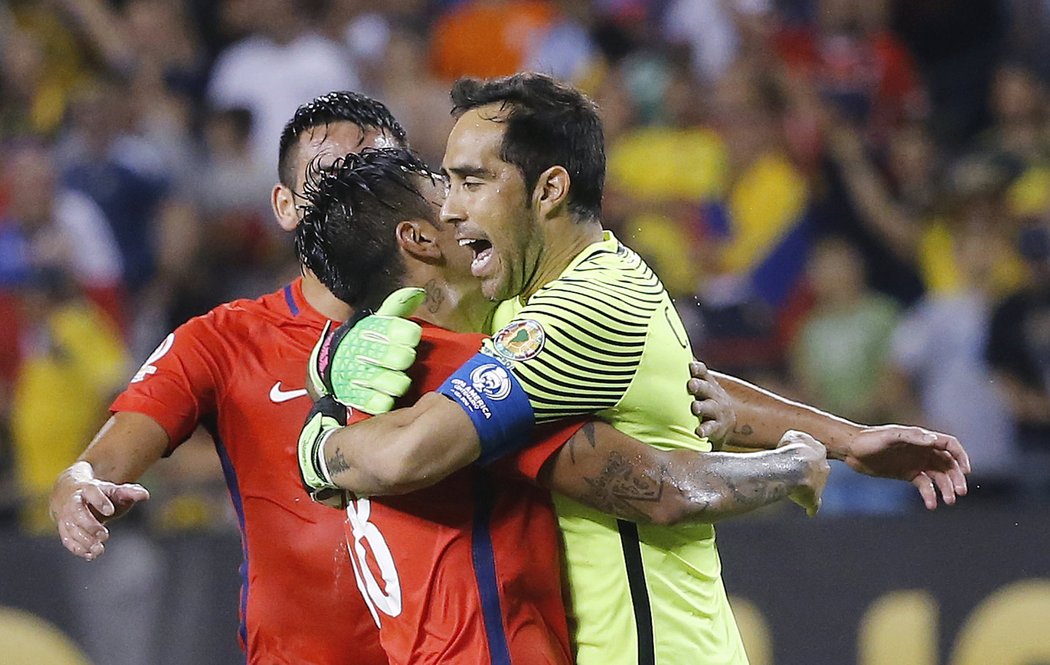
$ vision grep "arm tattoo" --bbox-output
[671,454,804,520]
[582,450,667,522]
[732,423,754,438]
[326,448,351,476]
[566,421,599,465]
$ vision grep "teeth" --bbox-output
[459,239,472,247]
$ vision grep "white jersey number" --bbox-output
[345,498,402,627]
[131,333,175,383]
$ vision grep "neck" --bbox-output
[521,218,604,300]
[407,267,497,334]
[300,270,354,321]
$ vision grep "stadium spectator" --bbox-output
[0,141,124,403]
[11,268,127,533]
[775,0,925,147]
[605,62,723,299]
[660,0,775,85]
[790,236,900,424]
[0,3,89,139]
[888,223,1018,500]
[207,0,360,173]
[375,26,456,166]
[430,0,555,80]
[789,236,910,512]
[986,219,1050,498]
[687,63,811,380]
[523,0,600,84]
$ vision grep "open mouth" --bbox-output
[458,238,494,276]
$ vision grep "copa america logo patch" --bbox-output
[491,319,545,362]
[469,364,513,401]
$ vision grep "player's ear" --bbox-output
[273,182,299,232]
[397,220,441,260]
[533,165,570,219]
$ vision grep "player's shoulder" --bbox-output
[526,241,665,326]
[175,284,297,340]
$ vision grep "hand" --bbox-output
[843,425,970,510]
[687,361,736,449]
[49,461,150,561]
[307,287,427,413]
[777,430,830,517]
[298,395,349,496]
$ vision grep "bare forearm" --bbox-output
[322,393,481,496]
[588,449,806,524]
[77,412,170,482]
[545,422,813,525]
[714,371,859,459]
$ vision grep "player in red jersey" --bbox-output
[47,92,402,665]
[292,147,831,664]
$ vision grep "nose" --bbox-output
[440,186,465,225]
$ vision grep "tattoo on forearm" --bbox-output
[678,455,804,517]
[582,451,666,521]
[732,423,754,438]
[326,449,351,476]
[566,421,598,465]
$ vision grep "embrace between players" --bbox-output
[51,76,970,665]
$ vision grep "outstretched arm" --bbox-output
[49,412,164,560]
[309,393,482,496]
[540,423,829,524]
[688,363,970,509]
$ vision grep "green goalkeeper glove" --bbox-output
[297,395,349,499]
[306,287,427,414]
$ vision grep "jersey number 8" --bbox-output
[345,498,402,627]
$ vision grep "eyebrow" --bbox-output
[442,164,493,179]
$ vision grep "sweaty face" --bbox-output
[417,177,475,282]
[440,105,541,302]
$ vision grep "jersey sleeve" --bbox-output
[494,417,587,482]
[110,315,229,453]
[485,264,663,423]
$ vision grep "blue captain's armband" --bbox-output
[436,352,535,465]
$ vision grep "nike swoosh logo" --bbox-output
[270,382,308,403]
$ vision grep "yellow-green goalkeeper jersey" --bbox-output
[486,232,748,665]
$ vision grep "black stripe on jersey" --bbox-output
[561,263,660,286]
[526,311,647,355]
[556,278,663,311]
[533,287,652,331]
[526,302,648,343]
[618,520,656,665]
[555,275,664,301]
[515,366,628,404]
[541,343,639,376]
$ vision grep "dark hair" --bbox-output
[277,91,407,187]
[295,148,437,309]
[450,73,605,221]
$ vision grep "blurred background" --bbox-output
[0,0,1049,663]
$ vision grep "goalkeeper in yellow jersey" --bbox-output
[301,73,971,664]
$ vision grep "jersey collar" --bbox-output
[285,277,338,328]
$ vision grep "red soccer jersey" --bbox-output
[111,278,386,665]
[343,323,579,665]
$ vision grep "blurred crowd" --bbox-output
[2,0,1049,533]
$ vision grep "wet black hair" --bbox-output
[277,91,408,188]
[450,72,605,221]
[295,147,437,309]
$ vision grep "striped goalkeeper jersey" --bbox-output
[487,231,749,665]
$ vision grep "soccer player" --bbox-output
[294,146,831,664]
[302,74,970,664]
[46,92,402,665]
